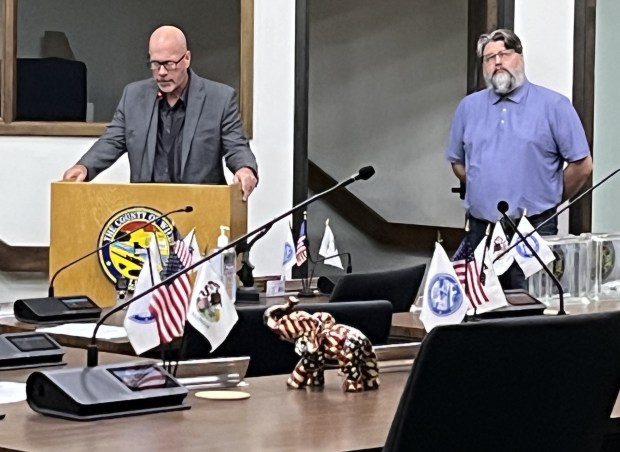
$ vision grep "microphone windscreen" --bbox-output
[358,166,375,180]
[184,206,194,212]
[497,200,509,214]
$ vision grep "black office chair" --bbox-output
[180,300,393,377]
[16,57,87,121]
[383,311,620,452]
[329,264,426,312]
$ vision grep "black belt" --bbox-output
[470,207,557,227]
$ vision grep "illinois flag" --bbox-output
[124,235,162,355]
[318,219,344,269]
[187,260,239,351]
[489,221,513,275]
[420,242,469,332]
[509,216,555,278]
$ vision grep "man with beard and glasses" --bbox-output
[445,29,592,290]
[62,25,258,201]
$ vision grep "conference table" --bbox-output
[3,301,620,450]
[0,348,408,451]
[390,299,620,340]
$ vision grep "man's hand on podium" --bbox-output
[62,164,88,182]
[233,167,257,201]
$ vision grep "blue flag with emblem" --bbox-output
[419,242,470,332]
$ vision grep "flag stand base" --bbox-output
[297,288,316,298]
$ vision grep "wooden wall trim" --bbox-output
[0,121,106,136]
[570,0,596,234]
[0,240,48,273]
[240,0,254,138]
[2,0,16,123]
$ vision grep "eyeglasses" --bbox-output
[147,53,186,71]
[482,49,516,64]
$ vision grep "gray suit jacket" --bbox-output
[78,70,257,184]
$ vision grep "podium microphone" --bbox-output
[13,206,193,324]
[87,165,376,368]
[497,201,566,315]
[494,167,620,262]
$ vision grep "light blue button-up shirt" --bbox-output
[445,80,590,222]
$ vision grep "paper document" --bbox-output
[36,323,128,340]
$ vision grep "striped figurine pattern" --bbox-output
[263,297,380,392]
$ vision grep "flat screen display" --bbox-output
[7,334,59,352]
[60,297,97,310]
[108,365,175,391]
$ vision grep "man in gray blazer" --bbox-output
[63,25,258,201]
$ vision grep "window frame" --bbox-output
[0,0,253,137]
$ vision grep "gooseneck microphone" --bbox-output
[48,205,194,297]
[497,201,566,315]
[353,166,376,181]
[87,166,376,367]
[494,167,620,263]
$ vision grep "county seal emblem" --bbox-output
[97,206,176,286]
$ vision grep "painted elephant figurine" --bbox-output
[263,297,380,392]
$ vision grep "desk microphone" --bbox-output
[13,206,193,324]
[497,201,566,315]
[494,167,619,263]
[87,165,376,367]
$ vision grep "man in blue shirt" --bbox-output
[445,29,592,289]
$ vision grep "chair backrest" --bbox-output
[383,311,620,452]
[16,57,87,121]
[181,299,393,377]
[329,264,426,312]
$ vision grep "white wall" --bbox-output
[514,0,575,235]
[247,0,295,276]
[592,0,620,232]
[0,0,295,298]
[308,0,467,228]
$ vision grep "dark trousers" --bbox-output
[468,208,558,290]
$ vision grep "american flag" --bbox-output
[148,236,193,344]
[452,237,489,308]
[296,221,308,266]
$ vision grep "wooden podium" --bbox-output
[49,182,247,307]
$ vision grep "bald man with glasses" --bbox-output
[445,29,592,290]
[63,25,258,201]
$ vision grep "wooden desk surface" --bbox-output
[391,300,620,341]
[0,348,408,452]
[0,294,402,356]
[2,344,620,451]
